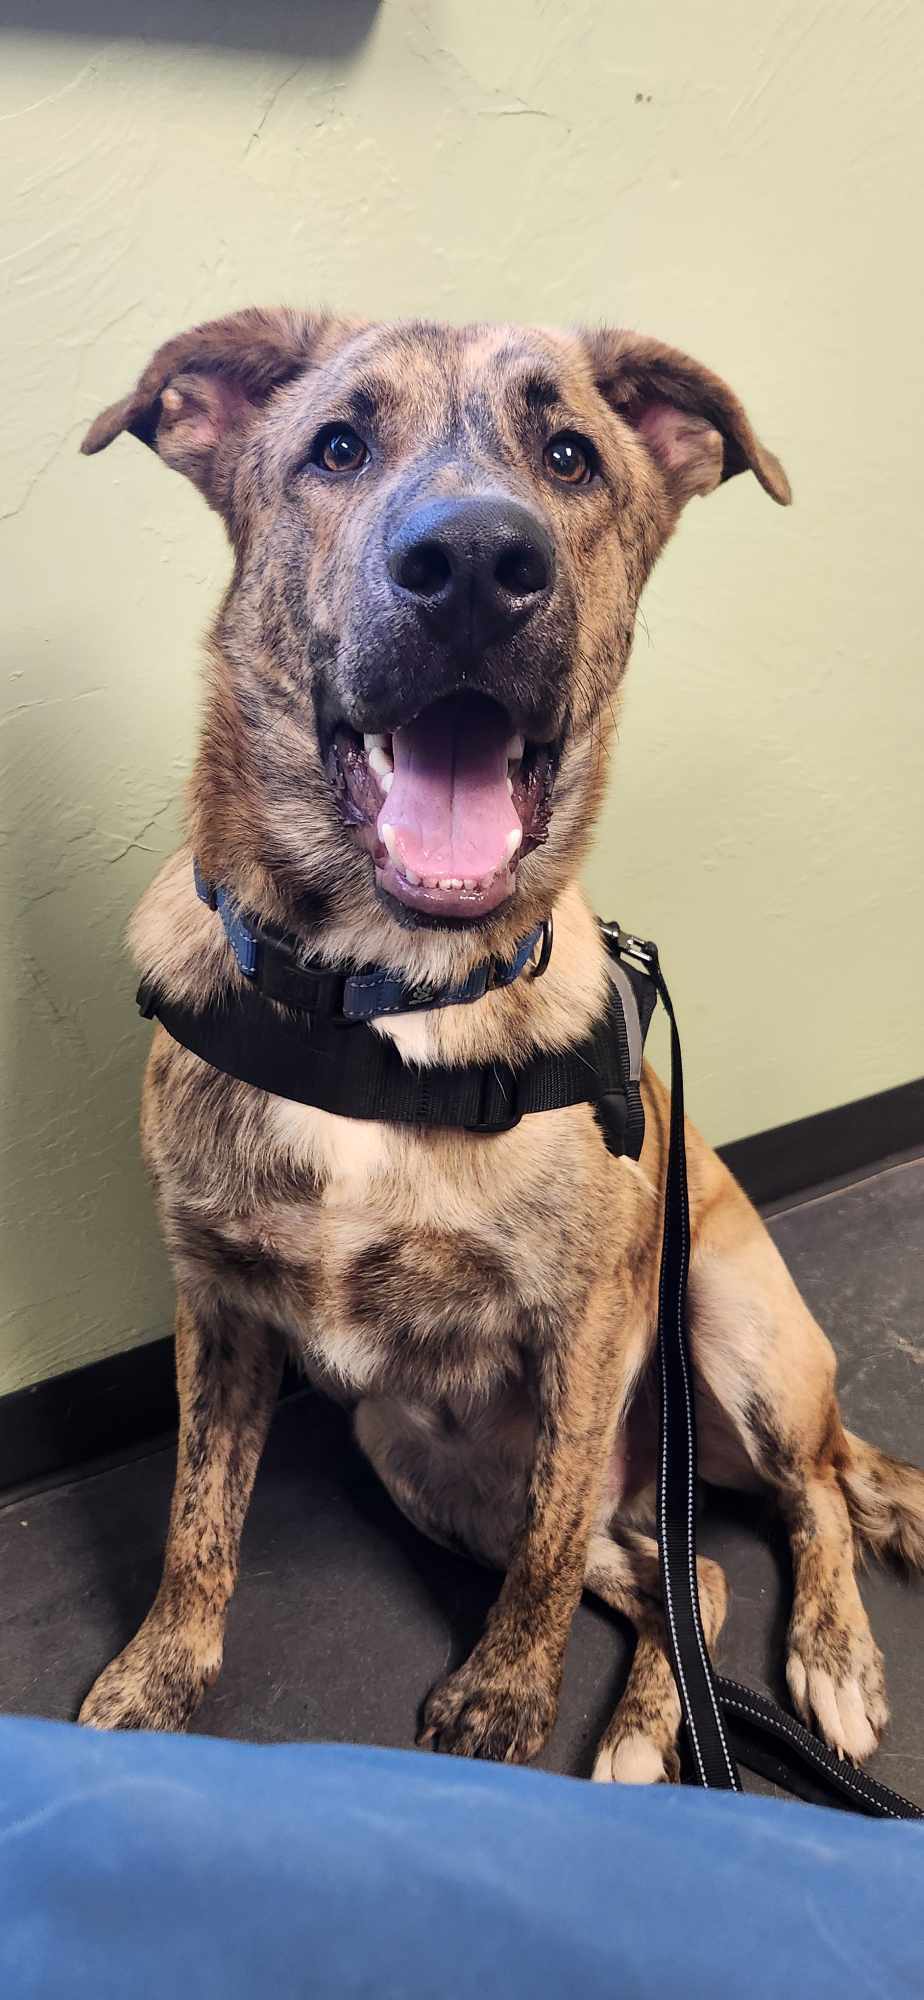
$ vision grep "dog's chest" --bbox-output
[301,1101,544,1396]
[164,1085,553,1401]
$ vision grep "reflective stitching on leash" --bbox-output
[717,1687,901,1819]
[675,1269,739,1789]
[658,989,738,1792]
[670,1057,738,1788]
[657,1212,707,1788]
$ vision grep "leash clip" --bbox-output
[601,921,660,977]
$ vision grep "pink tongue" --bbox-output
[377,694,520,883]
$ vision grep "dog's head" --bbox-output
[85,310,789,952]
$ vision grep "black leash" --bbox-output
[613,929,923,1820]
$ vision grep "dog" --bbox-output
[77,310,924,1779]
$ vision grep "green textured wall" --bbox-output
[2,3,923,1394]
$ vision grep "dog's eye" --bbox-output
[543,432,595,486]
[313,425,370,474]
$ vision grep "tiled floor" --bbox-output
[2,1157,922,1805]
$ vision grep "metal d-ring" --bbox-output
[529,915,554,979]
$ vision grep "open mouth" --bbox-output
[326,692,558,921]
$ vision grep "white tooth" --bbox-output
[438,877,463,890]
[505,827,522,862]
[506,775,514,795]
[364,733,390,751]
[506,733,525,763]
[381,824,398,861]
[368,745,394,779]
[404,866,421,885]
[380,771,394,793]
[463,878,477,891]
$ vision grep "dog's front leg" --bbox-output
[79,1295,284,1732]
[418,1278,637,1764]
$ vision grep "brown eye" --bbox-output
[315,425,369,474]
[544,432,595,486]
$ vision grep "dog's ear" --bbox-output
[584,328,791,509]
[81,307,358,514]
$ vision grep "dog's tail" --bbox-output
[839,1429,924,1569]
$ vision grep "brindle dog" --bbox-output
[78,311,923,1779]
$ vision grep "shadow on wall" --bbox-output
[0,0,381,59]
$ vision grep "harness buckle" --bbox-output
[464,1062,522,1135]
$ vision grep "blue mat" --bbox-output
[1,1716,921,1996]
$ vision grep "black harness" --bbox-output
[139,867,654,1154]
[139,873,921,1821]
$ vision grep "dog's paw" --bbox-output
[417,1646,559,1764]
[78,1618,220,1734]
[591,1729,680,1785]
[787,1619,888,1764]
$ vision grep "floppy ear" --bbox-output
[583,328,791,509]
[81,307,357,514]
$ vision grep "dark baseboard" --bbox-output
[2,1076,921,1498]
[0,1340,309,1501]
[717,1074,924,1207]
[1,1334,177,1499]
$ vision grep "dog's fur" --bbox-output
[78,311,923,1778]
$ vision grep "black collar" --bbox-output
[193,863,553,1024]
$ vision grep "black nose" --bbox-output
[386,496,554,645]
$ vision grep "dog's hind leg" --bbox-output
[585,1526,728,1784]
[79,1296,284,1732]
[687,1168,900,1762]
